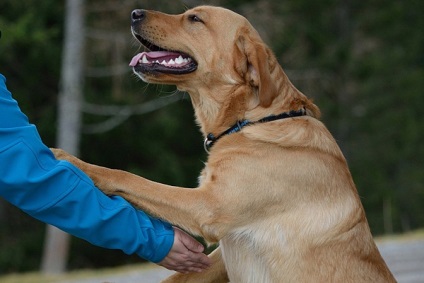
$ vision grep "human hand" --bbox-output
[158,227,212,273]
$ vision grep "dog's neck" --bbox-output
[181,64,320,140]
[203,108,307,152]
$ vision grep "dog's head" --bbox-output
[131,7,269,93]
[130,6,319,132]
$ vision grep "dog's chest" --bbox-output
[219,234,274,283]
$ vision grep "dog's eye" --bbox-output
[188,14,203,23]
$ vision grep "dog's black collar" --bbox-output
[203,108,307,152]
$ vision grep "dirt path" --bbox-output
[63,239,424,283]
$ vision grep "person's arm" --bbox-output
[0,74,210,271]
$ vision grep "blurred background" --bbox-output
[0,0,423,276]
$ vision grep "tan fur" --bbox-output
[53,6,395,283]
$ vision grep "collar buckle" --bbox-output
[203,133,216,153]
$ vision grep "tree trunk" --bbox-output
[41,0,85,274]
[383,196,393,234]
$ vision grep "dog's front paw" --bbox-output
[51,148,112,194]
[50,148,83,168]
[51,148,72,161]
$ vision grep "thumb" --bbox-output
[175,227,205,253]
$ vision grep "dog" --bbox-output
[53,6,396,283]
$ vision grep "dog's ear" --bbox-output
[235,30,277,107]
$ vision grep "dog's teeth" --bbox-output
[137,55,190,67]
[175,56,184,64]
[141,55,149,64]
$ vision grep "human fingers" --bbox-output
[158,251,209,273]
[158,227,211,273]
[174,227,205,253]
[174,228,211,268]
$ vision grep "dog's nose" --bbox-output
[131,9,146,23]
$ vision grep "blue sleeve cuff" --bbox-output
[137,218,174,262]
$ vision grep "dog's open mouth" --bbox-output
[130,34,197,75]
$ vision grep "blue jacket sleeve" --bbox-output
[0,74,174,263]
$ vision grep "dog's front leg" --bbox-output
[162,247,228,283]
[51,148,222,241]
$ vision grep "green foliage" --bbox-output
[0,0,63,146]
[349,0,424,233]
[0,204,45,272]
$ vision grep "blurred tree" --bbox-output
[348,0,424,233]
[40,0,86,274]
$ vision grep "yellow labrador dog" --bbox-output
[53,6,395,283]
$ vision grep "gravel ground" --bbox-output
[63,239,424,283]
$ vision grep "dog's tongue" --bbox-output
[129,51,182,66]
